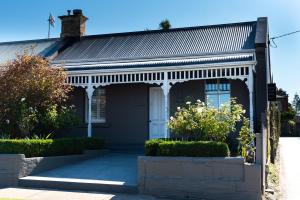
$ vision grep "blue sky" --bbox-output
[1,0,300,100]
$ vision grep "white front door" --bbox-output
[149,87,165,139]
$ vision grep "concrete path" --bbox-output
[280,137,300,200]
[32,153,139,186]
[0,187,167,200]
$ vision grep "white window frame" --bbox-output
[205,79,231,109]
[85,88,106,123]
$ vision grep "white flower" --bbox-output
[170,116,174,120]
[177,107,181,111]
[242,110,246,114]
[197,99,201,103]
[5,119,10,124]
[197,107,203,113]
[21,97,26,102]
[186,101,191,105]
[29,107,33,112]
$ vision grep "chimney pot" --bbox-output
[67,10,71,15]
[73,9,82,15]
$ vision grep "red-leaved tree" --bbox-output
[0,53,77,138]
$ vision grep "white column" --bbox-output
[86,76,94,138]
[247,66,254,132]
[161,72,171,138]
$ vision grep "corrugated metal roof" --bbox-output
[0,38,63,65]
[54,21,257,63]
[65,54,254,71]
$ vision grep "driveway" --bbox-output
[280,137,300,200]
[33,152,139,186]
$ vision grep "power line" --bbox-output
[270,29,300,48]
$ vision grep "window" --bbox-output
[205,79,230,109]
[86,88,106,123]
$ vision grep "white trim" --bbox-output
[85,76,94,138]
[66,65,250,89]
[245,65,255,132]
[161,72,171,138]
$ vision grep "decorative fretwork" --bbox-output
[66,66,249,87]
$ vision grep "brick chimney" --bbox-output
[58,9,88,38]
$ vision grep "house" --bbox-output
[0,10,271,149]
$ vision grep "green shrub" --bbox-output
[0,137,104,157]
[145,139,164,156]
[145,139,229,157]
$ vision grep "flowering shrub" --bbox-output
[168,99,246,142]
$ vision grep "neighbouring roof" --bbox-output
[0,38,63,65]
[53,21,257,65]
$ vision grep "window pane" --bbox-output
[219,83,230,91]
[206,94,219,108]
[90,88,106,122]
[220,93,230,107]
[206,83,218,92]
[205,79,230,109]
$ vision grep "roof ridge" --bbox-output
[80,21,257,39]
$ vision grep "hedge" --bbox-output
[0,137,104,157]
[145,139,230,157]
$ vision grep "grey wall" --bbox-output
[170,80,205,115]
[97,84,149,146]
[65,84,149,147]
[170,79,249,116]
[231,79,250,117]
[138,156,262,200]
[0,154,24,187]
[254,17,270,133]
[255,46,268,133]
[64,79,250,148]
